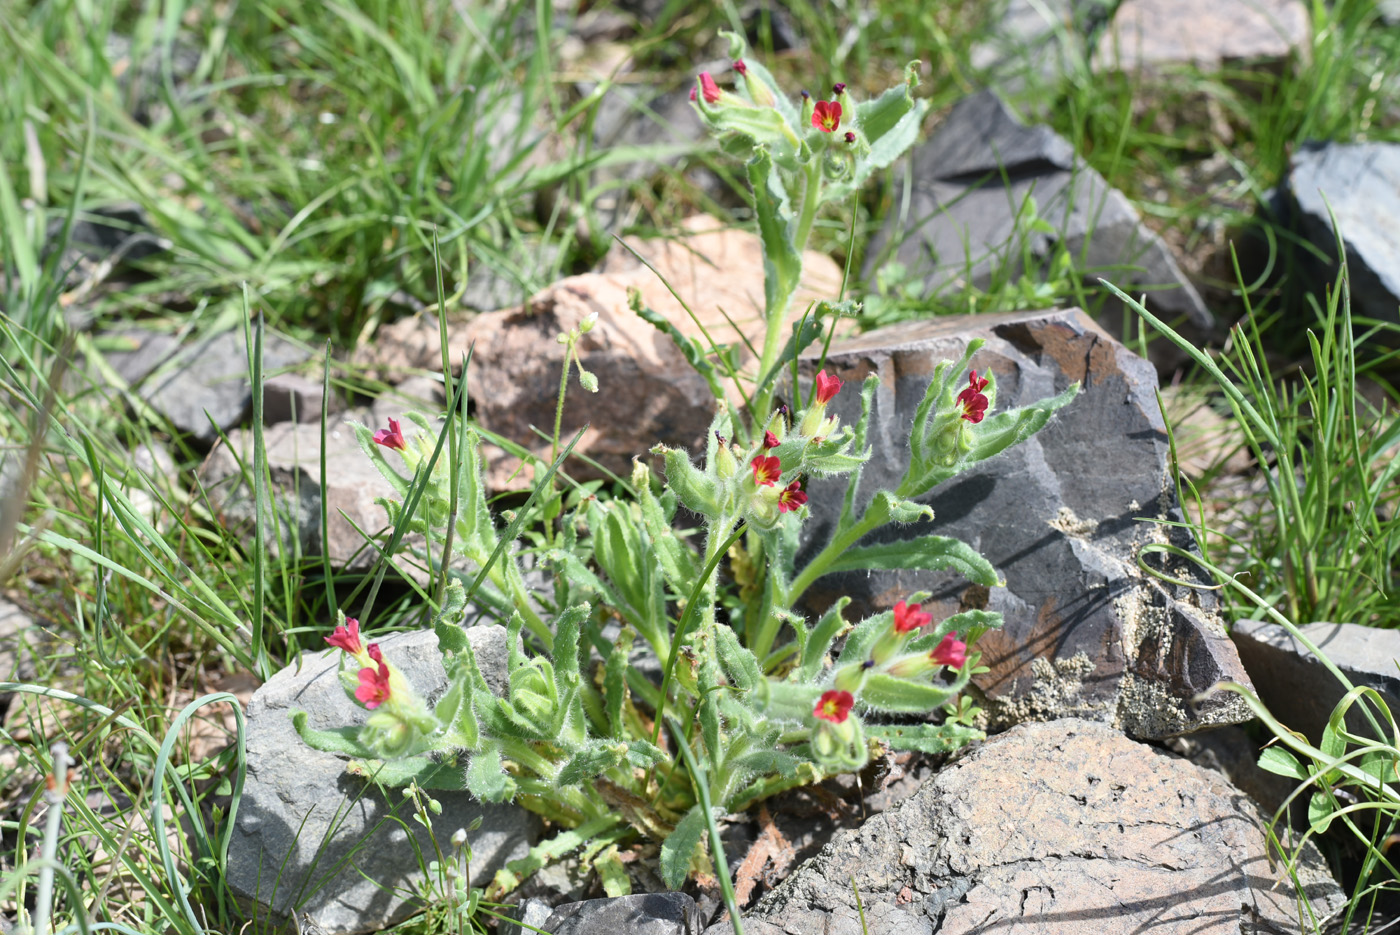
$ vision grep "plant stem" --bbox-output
[789,512,873,613]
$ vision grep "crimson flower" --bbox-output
[356,656,391,709]
[763,430,779,450]
[814,369,842,404]
[751,455,781,487]
[690,72,721,104]
[956,370,990,424]
[777,479,807,513]
[325,617,363,655]
[892,599,933,634]
[812,100,842,132]
[929,633,969,669]
[814,689,854,724]
[373,418,407,450]
[733,59,747,75]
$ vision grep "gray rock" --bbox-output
[499,897,556,935]
[714,719,1342,935]
[968,0,1087,106]
[0,600,35,718]
[796,308,1253,738]
[263,373,340,425]
[225,626,538,935]
[869,91,1213,359]
[539,893,702,935]
[199,416,410,576]
[1231,619,1400,746]
[1288,141,1400,332]
[101,327,311,442]
[1093,0,1310,72]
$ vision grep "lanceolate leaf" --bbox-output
[866,721,983,754]
[748,149,802,319]
[659,804,712,890]
[823,535,999,586]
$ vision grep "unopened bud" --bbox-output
[451,828,469,848]
[578,311,598,333]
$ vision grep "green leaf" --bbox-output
[854,63,920,142]
[823,534,999,586]
[632,298,727,403]
[345,755,468,790]
[1308,789,1335,835]
[557,742,630,786]
[465,741,516,802]
[748,149,803,320]
[1257,746,1309,781]
[858,671,965,713]
[290,711,376,758]
[660,804,712,890]
[755,316,824,395]
[657,445,724,518]
[714,624,762,692]
[798,597,852,681]
[866,721,983,754]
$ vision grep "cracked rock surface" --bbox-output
[713,719,1341,935]
[797,308,1252,738]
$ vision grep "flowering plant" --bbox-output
[294,36,1077,903]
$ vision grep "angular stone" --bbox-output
[968,0,1087,107]
[0,600,34,718]
[539,893,702,935]
[869,91,1212,364]
[263,372,340,425]
[225,627,538,935]
[1288,141,1400,331]
[357,216,843,486]
[715,719,1342,935]
[1094,0,1310,72]
[796,308,1252,738]
[101,327,311,443]
[1231,619,1400,746]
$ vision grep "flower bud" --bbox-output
[451,828,469,848]
[578,311,599,333]
[883,652,934,679]
[715,433,738,479]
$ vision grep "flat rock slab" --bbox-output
[1232,619,1400,745]
[1094,0,1310,72]
[717,719,1341,935]
[869,91,1211,360]
[100,326,311,443]
[226,627,538,935]
[797,308,1252,738]
[1288,141,1400,332]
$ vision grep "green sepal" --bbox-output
[722,31,801,129]
[865,721,983,754]
[659,803,714,890]
[824,533,999,587]
[656,444,725,519]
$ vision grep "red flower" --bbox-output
[956,370,990,424]
[751,455,781,487]
[373,418,407,450]
[814,369,842,404]
[929,633,968,669]
[325,617,363,655]
[778,479,807,513]
[356,656,392,709]
[812,100,842,132]
[814,689,854,724]
[763,430,779,450]
[892,600,933,634]
[692,72,720,104]
[733,59,747,75]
